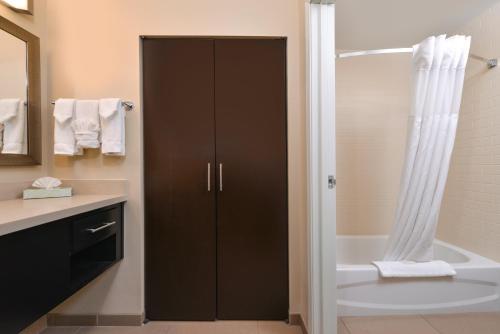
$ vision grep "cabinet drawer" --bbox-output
[72,206,121,253]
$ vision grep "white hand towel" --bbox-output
[0,123,4,150]
[99,98,126,156]
[54,98,81,155]
[72,100,100,149]
[0,99,20,123]
[1,99,27,154]
[372,261,457,278]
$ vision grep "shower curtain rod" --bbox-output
[336,48,498,69]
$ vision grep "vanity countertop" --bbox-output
[0,194,127,237]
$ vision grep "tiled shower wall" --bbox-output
[336,54,410,234]
[437,3,500,261]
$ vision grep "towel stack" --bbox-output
[0,99,27,154]
[53,98,126,156]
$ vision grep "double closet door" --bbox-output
[143,37,288,321]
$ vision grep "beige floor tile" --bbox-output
[338,318,350,334]
[75,322,170,334]
[214,321,260,334]
[164,321,219,334]
[258,321,302,334]
[423,313,500,334]
[41,328,81,334]
[343,316,439,334]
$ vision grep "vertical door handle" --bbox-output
[207,163,211,192]
[219,163,223,192]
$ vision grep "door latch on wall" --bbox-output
[328,175,336,189]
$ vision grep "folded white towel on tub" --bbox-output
[0,99,27,154]
[99,98,126,156]
[372,260,457,278]
[72,100,100,149]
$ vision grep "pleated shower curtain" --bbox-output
[384,35,471,262]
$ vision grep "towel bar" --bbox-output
[51,100,134,111]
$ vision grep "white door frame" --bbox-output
[306,1,337,334]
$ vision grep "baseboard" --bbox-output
[47,314,97,326]
[97,314,144,326]
[289,313,308,334]
[49,313,301,329]
[47,313,144,327]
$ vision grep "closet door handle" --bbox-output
[219,163,223,192]
[207,163,211,192]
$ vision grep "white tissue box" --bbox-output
[23,187,73,200]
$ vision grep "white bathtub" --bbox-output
[337,235,500,316]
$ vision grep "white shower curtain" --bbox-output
[383,35,471,262]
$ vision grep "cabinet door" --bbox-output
[0,222,70,334]
[143,38,217,320]
[215,39,289,319]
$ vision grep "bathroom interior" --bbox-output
[1,0,500,334]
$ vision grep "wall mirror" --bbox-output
[0,16,41,165]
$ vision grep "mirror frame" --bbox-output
[0,15,41,166]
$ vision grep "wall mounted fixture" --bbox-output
[337,47,498,69]
[50,100,135,112]
[0,0,33,15]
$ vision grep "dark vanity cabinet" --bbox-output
[0,203,124,334]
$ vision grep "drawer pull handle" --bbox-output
[86,221,116,234]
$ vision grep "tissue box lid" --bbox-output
[23,187,73,200]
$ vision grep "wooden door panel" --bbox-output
[215,38,289,320]
[143,38,217,320]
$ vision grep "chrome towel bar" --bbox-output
[51,100,135,111]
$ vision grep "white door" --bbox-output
[307,1,337,334]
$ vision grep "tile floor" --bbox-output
[40,313,500,334]
[339,313,500,334]
[40,321,302,334]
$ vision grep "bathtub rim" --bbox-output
[337,235,500,270]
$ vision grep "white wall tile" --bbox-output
[438,3,500,261]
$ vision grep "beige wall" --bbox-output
[46,0,308,324]
[336,54,410,235]
[0,0,48,181]
[437,3,500,261]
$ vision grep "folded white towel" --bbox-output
[54,99,82,155]
[0,123,4,150]
[372,260,457,278]
[0,99,20,123]
[54,98,75,123]
[1,99,27,154]
[99,98,126,156]
[72,100,100,149]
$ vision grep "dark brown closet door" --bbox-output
[143,38,217,320]
[215,38,289,320]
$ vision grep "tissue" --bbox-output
[32,177,62,189]
[24,177,72,200]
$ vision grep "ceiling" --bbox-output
[335,0,500,50]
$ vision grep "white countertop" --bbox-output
[0,194,127,237]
